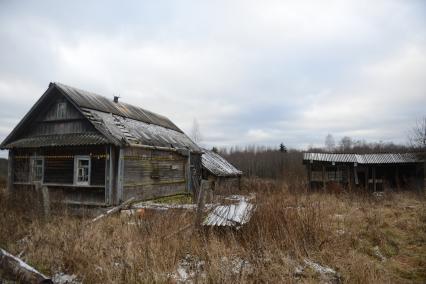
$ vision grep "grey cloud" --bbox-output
[0,0,425,158]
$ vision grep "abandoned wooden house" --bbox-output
[0,82,203,206]
[201,148,242,194]
[303,152,425,191]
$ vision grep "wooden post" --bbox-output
[322,164,326,191]
[41,186,50,217]
[307,162,312,190]
[195,180,206,228]
[105,146,110,205]
[346,166,351,191]
[7,150,14,194]
[423,161,426,193]
[117,148,124,204]
[186,149,191,193]
[353,163,358,186]
[372,166,376,192]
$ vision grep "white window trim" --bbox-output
[30,156,44,183]
[74,155,91,186]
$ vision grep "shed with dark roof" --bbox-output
[1,82,202,206]
[303,152,424,192]
[201,149,242,194]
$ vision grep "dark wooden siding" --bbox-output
[13,156,30,182]
[91,156,106,185]
[11,146,107,204]
[122,147,188,200]
[44,157,73,184]
[27,97,96,137]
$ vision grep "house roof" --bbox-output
[54,83,182,132]
[5,133,108,148]
[303,152,421,164]
[1,82,201,152]
[202,149,242,177]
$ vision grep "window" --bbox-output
[74,156,91,185]
[56,102,66,118]
[31,157,44,182]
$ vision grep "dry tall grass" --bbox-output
[1,180,425,283]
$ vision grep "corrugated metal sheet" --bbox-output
[84,109,202,152]
[203,198,254,227]
[202,149,242,177]
[54,82,182,133]
[304,152,420,164]
[6,133,108,148]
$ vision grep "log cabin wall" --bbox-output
[11,146,107,205]
[121,147,189,201]
[206,175,241,195]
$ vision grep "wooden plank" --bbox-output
[105,146,110,205]
[91,197,135,223]
[186,149,191,193]
[7,150,14,193]
[0,248,53,284]
[117,147,124,203]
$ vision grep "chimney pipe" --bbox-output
[113,96,119,103]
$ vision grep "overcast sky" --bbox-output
[0,0,425,157]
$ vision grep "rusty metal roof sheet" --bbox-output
[304,152,420,164]
[202,149,242,177]
[6,133,108,148]
[84,109,202,152]
[54,82,182,133]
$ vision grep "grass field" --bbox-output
[0,179,425,283]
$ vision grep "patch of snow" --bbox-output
[131,201,218,211]
[221,256,253,275]
[333,214,345,221]
[169,254,206,284]
[304,259,341,284]
[52,272,81,284]
[373,246,386,262]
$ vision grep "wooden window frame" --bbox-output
[74,156,91,186]
[56,102,67,119]
[30,156,44,183]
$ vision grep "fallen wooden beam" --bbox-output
[91,197,135,223]
[0,248,52,284]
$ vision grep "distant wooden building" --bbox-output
[201,149,242,194]
[303,152,424,191]
[1,82,202,206]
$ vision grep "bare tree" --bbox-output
[339,136,353,152]
[324,134,335,152]
[190,118,202,143]
[409,116,426,149]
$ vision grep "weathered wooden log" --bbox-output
[195,180,207,228]
[91,197,135,223]
[0,248,52,284]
